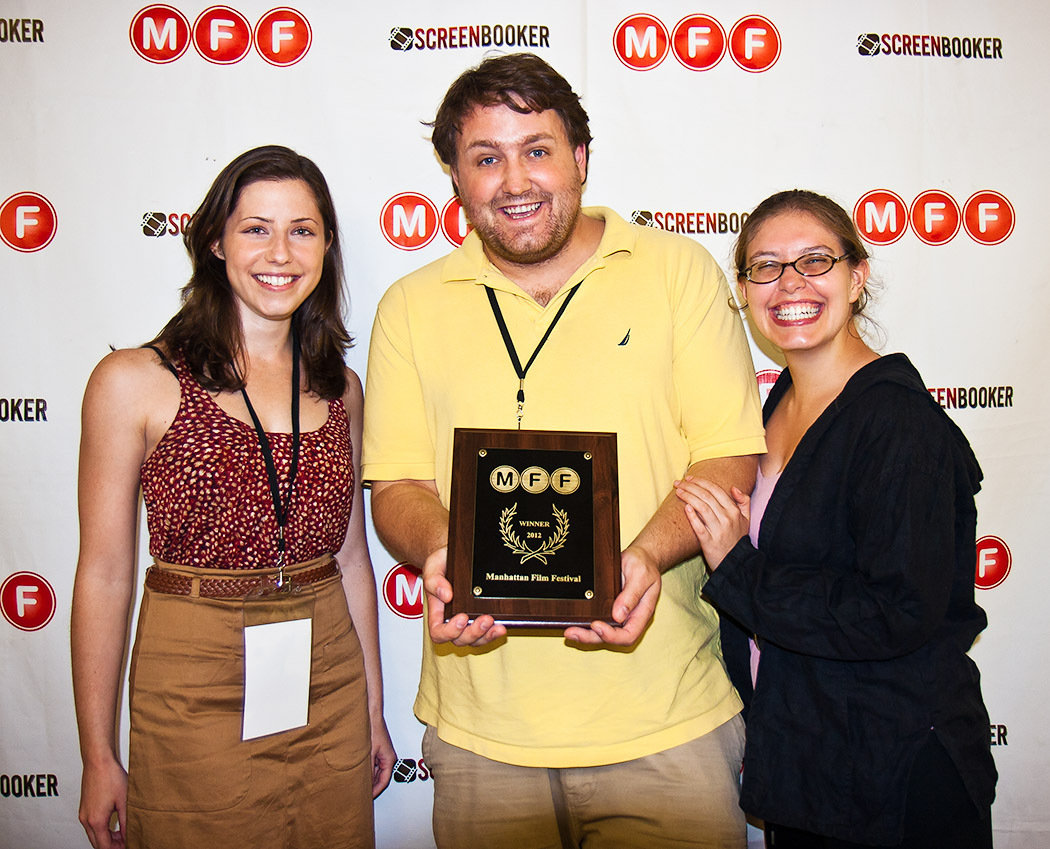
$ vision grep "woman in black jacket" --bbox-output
[675,190,996,848]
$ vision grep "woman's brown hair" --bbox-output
[149,145,351,399]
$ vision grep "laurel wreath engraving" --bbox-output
[499,503,569,565]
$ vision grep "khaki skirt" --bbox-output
[126,558,374,849]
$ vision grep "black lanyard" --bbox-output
[485,283,581,428]
[237,327,301,584]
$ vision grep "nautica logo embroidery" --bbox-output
[618,329,631,346]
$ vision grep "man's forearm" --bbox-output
[630,454,759,572]
[369,479,450,566]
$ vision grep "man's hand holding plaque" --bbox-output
[563,543,662,645]
[421,544,508,646]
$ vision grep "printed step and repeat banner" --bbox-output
[2,1,1046,846]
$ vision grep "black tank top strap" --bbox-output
[143,344,178,379]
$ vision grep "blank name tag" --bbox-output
[242,618,312,741]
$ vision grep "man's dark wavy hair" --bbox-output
[429,53,592,182]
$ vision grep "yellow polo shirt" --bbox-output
[363,207,765,767]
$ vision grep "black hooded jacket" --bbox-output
[704,353,996,844]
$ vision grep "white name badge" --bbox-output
[242,617,312,741]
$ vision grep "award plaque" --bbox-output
[446,428,621,628]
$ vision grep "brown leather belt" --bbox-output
[145,557,339,598]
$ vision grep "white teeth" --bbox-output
[256,274,294,286]
[775,303,821,321]
[503,202,541,216]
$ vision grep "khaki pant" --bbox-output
[126,563,374,849]
[423,715,746,849]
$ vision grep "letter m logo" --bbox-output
[130,7,191,63]
[383,563,424,618]
[380,192,438,250]
[614,15,669,70]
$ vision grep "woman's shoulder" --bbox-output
[840,355,938,422]
[84,347,180,414]
[88,346,173,386]
[338,365,363,420]
[339,365,362,400]
[840,359,979,480]
[839,383,948,452]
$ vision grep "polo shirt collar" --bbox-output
[438,206,637,297]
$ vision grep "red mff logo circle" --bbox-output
[0,192,58,252]
[383,563,424,619]
[1,572,57,631]
[975,535,1011,590]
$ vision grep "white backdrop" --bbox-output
[1,2,1047,847]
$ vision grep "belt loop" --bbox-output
[190,576,201,598]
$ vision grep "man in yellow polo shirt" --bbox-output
[363,53,765,848]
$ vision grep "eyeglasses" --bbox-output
[742,253,848,284]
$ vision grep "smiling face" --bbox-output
[741,210,869,357]
[212,178,329,329]
[450,103,588,270]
